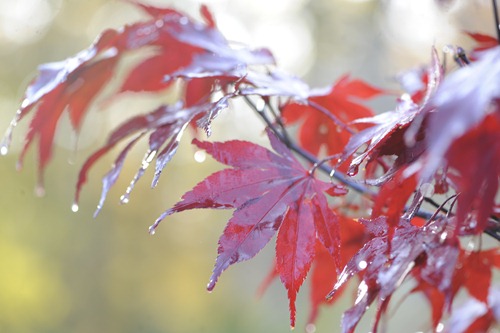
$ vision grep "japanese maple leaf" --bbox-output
[327,216,460,333]
[466,32,499,55]
[421,46,500,180]
[307,216,366,324]
[149,129,347,328]
[281,75,383,159]
[453,248,500,303]
[340,48,442,180]
[74,96,233,215]
[2,3,274,192]
[371,168,417,245]
[0,30,120,188]
[447,286,500,333]
[257,216,366,327]
[440,113,500,234]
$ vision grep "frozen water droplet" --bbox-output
[71,203,79,213]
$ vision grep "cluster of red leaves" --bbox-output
[2,2,500,332]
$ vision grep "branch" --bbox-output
[242,95,500,242]
[243,96,372,196]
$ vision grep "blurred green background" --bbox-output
[0,0,495,332]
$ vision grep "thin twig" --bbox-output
[493,0,500,44]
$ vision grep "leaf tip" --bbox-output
[93,204,103,219]
[148,225,156,235]
[206,277,216,292]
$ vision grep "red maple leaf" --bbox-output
[308,216,366,324]
[74,97,232,215]
[1,3,273,192]
[149,129,347,328]
[421,46,500,180]
[281,75,383,161]
[447,286,500,333]
[441,113,500,234]
[327,216,461,333]
[453,248,500,302]
[466,32,499,56]
[341,48,442,180]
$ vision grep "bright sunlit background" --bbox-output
[0,0,496,332]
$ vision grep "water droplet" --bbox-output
[355,280,369,305]
[347,165,359,176]
[71,203,79,213]
[305,323,316,333]
[420,182,434,197]
[436,322,444,333]
[194,150,206,163]
[440,231,448,242]
[120,194,130,204]
[35,184,45,197]
[148,226,156,235]
[329,169,336,178]
[357,260,368,270]
[318,124,328,135]
[179,16,189,25]
[141,150,157,169]
[0,145,8,156]
[155,19,164,28]
[207,279,216,292]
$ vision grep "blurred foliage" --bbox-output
[0,0,496,332]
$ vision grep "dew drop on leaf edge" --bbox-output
[71,203,79,213]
